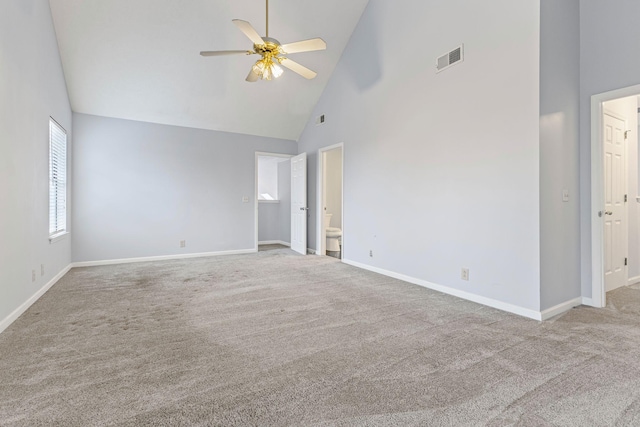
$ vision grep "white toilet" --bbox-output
[324,213,342,253]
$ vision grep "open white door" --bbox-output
[603,113,627,292]
[291,153,307,255]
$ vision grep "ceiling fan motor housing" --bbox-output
[254,37,282,56]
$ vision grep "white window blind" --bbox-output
[49,118,67,236]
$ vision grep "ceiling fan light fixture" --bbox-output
[252,59,266,74]
[271,62,284,79]
[252,57,283,81]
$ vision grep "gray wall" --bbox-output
[72,113,296,262]
[297,0,542,311]
[0,0,72,328]
[258,203,281,242]
[539,0,581,310]
[579,0,640,298]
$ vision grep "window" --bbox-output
[49,118,67,237]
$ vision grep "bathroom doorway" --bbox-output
[317,144,344,258]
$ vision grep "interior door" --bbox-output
[603,113,627,292]
[291,153,307,255]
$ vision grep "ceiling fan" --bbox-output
[200,0,327,82]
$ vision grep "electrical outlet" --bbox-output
[31,270,36,282]
[180,240,186,248]
[41,264,45,276]
[369,250,373,257]
[461,268,469,281]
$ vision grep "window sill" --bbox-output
[49,232,69,244]
[258,200,280,204]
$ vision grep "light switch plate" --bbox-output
[562,189,569,202]
[242,196,249,203]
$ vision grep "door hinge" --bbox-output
[625,257,628,266]
[625,130,630,139]
[625,194,628,203]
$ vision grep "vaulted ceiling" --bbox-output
[49,0,369,141]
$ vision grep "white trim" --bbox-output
[72,249,255,268]
[0,264,72,335]
[540,297,583,321]
[317,143,344,258]
[581,297,596,307]
[590,84,640,308]
[49,231,69,244]
[258,240,290,247]
[628,275,640,286]
[342,258,544,321]
[307,248,316,255]
[591,96,606,308]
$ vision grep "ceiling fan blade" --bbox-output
[200,50,252,57]
[280,38,327,54]
[232,19,265,46]
[280,58,317,79]
[246,69,260,82]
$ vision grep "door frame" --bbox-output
[254,152,293,252]
[590,84,640,307]
[317,143,344,257]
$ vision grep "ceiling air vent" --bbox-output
[436,44,464,73]
[316,114,326,126]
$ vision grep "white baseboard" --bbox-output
[342,259,544,320]
[540,297,583,321]
[72,249,256,268]
[258,240,291,247]
[0,264,73,335]
[307,248,317,255]
[628,275,640,286]
[581,297,596,307]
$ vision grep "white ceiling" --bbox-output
[49,0,369,141]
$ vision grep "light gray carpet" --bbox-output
[2,248,640,426]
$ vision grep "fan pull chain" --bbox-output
[266,0,269,37]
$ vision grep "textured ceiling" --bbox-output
[49,0,369,141]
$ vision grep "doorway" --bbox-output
[317,144,344,258]
[590,86,640,307]
[254,152,292,251]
